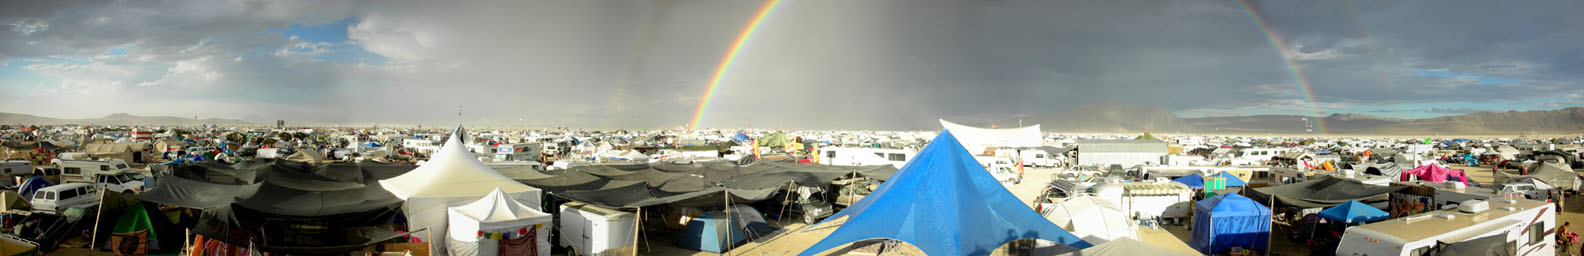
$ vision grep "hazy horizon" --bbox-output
[3,0,1581,130]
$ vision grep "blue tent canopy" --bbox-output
[799,130,1091,256]
[1191,193,1271,255]
[732,132,750,143]
[1318,200,1388,223]
[1172,172,1247,189]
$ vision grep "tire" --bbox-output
[803,213,817,224]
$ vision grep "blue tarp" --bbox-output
[798,130,1090,256]
[1172,172,1247,189]
[1318,200,1388,223]
[1190,193,1271,255]
[19,176,51,200]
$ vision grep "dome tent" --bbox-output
[447,188,552,256]
[379,126,542,255]
[1040,196,1137,244]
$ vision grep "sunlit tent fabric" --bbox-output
[939,119,1042,152]
[1248,176,1405,208]
[1318,200,1388,223]
[1495,161,1580,191]
[1191,193,1271,255]
[1039,196,1136,244]
[1400,164,1469,185]
[0,191,29,211]
[798,130,1090,256]
[1056,238,1195,256]
[379,126,542,255]
[1171,172,1247,189]
[447,188,552,256]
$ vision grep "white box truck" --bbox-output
[559,202,635,256]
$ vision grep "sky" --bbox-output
[1,0,1581,130]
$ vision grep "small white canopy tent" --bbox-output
[448,188,553,256]
[1039,195,1137,244]
[380,126,543,255]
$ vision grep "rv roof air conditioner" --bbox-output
[1458,200,1489,213]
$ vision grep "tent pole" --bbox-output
[724,189,731,256]
[89,187,107,256]
[778,179,794,221]
[1267,192,1275,255]
[633,207,641,256]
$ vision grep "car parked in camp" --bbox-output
[30,183,100,214]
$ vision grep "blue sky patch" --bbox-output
[271,18,357,43]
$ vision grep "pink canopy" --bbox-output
[1400,164,1469,185]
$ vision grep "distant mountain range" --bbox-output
[1018,103,1584,135]
[0,112,254,126]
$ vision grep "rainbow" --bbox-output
[689,0,783,130]
[1236,0,1328,135]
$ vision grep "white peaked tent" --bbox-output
[379,126,543,255]
[939,119,1042,152]
[448,188,553,256]
[1039,195,1138,244]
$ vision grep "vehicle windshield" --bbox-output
[130,173,147,180]
[115,174,134,183]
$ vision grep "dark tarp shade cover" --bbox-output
[1249,176,1405,208]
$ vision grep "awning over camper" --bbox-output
[1249,176,1405,208]
[799,130,1090,256]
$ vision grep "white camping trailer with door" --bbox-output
[818,147,914,168]
[1335,198,1554,256]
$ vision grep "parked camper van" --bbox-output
[818,148,915,168]
[49,158,133,183]
[31,183,101,214]
[0,160,33,187]
[1336,199,1554,256]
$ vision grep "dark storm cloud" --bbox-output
[1,0,1579,129]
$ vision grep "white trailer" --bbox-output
[558,202,635,256]
[818,148,914,168]
[1336,199,1554,256]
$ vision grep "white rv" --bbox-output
[818,148,915,168]
[50,158,134,183]
[0,161,33,187]
[1336,199,1554,256]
